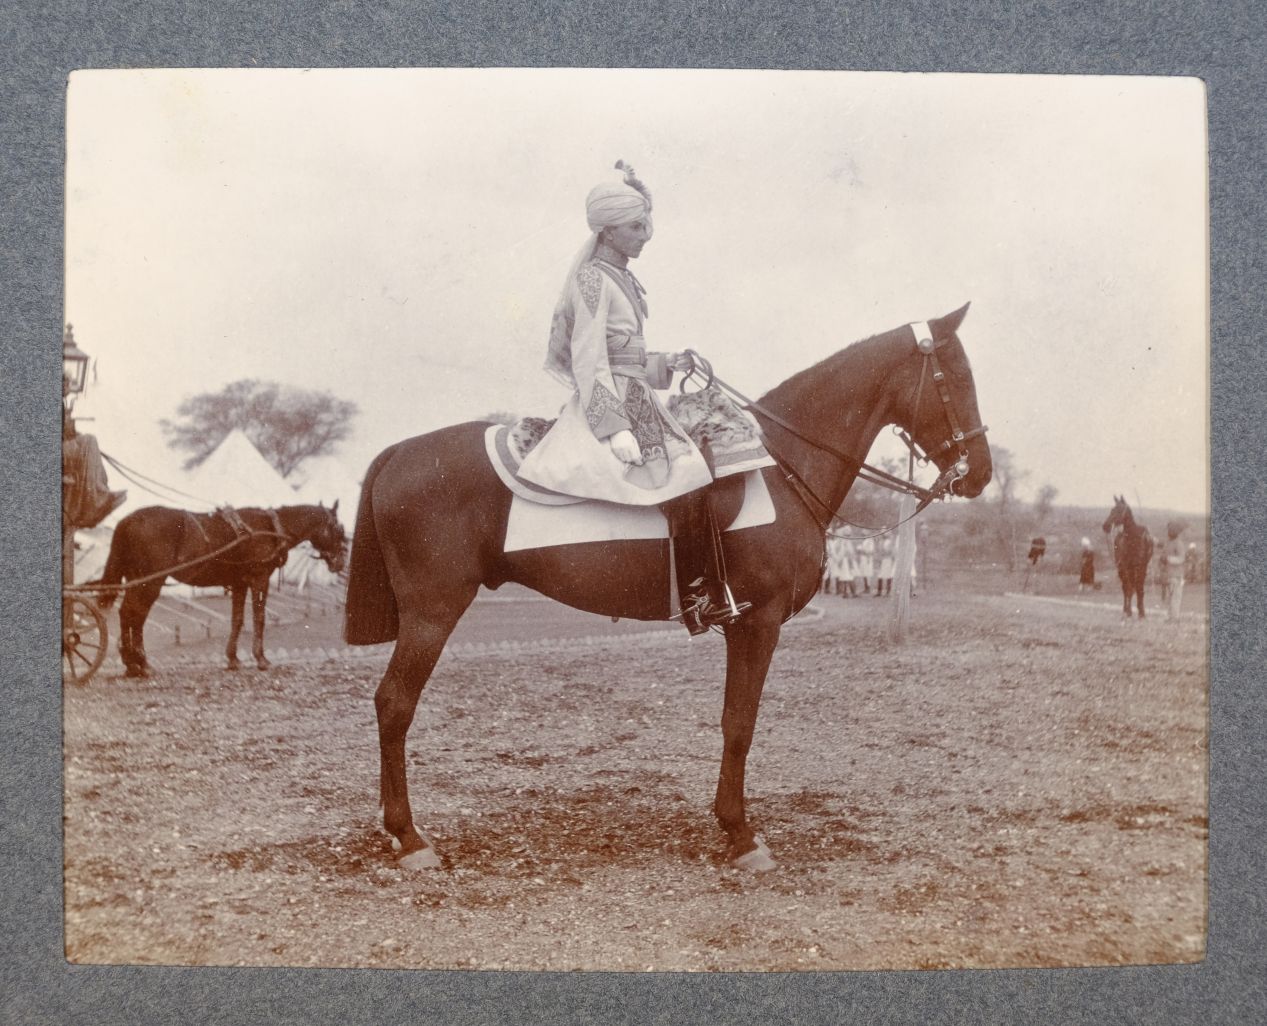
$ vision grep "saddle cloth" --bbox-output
[484,423,777,553]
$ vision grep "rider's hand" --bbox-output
[608,429,644,465]
[667,351,694,373]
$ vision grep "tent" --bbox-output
[183,429,304,509]
[178,430,343,591]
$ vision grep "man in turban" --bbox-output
[518,161,749,635]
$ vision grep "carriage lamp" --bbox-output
[63,323,91,397]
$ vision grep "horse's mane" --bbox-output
[757,329,898,406]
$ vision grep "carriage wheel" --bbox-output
[63,595,108,686]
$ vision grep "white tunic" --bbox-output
[518,259,712,505]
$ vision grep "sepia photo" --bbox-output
[61,68,1208,971]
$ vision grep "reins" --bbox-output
[679,336,986,538]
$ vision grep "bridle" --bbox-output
[681,322,988,535]
[891,321,990,506]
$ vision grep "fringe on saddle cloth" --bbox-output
[509,385,774,479]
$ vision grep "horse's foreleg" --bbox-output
[1136,574,1147,619]
[226,586,246,670]
[250,576,271,669]
[714,614,781,871]
[376,595,475,870]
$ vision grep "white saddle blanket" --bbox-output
[485,424,777,553]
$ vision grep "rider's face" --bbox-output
[603,216,653,260]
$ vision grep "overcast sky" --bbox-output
[65,68,1208,517]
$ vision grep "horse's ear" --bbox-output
[934,302,971,336]
[332,498,339,515]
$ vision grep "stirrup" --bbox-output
[676,583,751,635]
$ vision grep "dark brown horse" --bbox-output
[1102,495,1154,617]
[98,503,347,676]
[345,304,992,872]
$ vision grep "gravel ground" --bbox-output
[63,586,1207,971]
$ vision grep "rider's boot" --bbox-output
[664,487,751,637]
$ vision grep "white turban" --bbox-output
[585,181,651,231]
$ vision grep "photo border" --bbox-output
[3,2,1262,1022]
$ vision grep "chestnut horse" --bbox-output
[1102,496,1155,617]
[345,304,992,871]
[97,503,347,676]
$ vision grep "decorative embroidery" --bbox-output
[584,379,626,432]
[577,264,603,316]
[623,379,690,461]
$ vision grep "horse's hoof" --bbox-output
[732,835,777,872]
[399,846,442,871]
[256,659,272,670]
[226,661,241,672]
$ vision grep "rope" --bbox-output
[100,452,218,509]
[69,528,293,596]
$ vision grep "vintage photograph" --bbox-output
[61,68,1207,970]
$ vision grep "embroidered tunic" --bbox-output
[518,259,713,505]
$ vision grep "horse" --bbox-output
[97,503,347,676]
[344,304,992,872]
[1101,495,1154,618]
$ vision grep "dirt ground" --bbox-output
[63,582,1207,972]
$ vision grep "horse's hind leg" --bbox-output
[226,585,246,670]
[250,576,272,669]
[119,581,162,677]
[376,589,478,870]
[714,612,782,871]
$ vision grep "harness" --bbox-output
[680,322,989,538]
[212,506,293,568]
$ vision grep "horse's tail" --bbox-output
[95,519,129,610]
[343,445,401,645]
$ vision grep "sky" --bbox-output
[64,68,1208,518]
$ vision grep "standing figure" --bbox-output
[856,535,875,594]
[1078,536,1096,592]
[517,161,744,635]
[839,539,858,597]
[1162,521,1188,620]
[1183,542,1200,583]
[1022,536,1046,593]
[875,536,895,597]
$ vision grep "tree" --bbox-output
[161,379,358,478]
[988,446,1029,571]
[1033,483,1059,522]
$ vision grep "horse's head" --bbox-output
[895,303,993,500]
[307,500,348,574]
[1102,495,1132,535]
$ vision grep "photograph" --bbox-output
[60,67,1208,971]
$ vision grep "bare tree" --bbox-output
[989,447,1029,572]
[161,379,358,478]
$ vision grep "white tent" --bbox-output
[180,430,342,591]
[183,428,304,509]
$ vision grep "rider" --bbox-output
[517,161,749,635]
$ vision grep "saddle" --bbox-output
[484,424,776,553]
